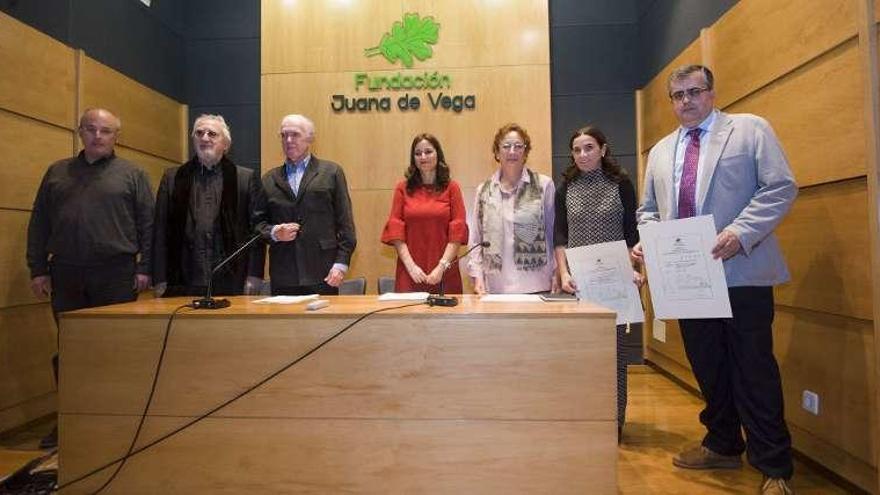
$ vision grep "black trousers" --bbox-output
[49,258,137,315]
[273,283,338,296]
[679,286,793,479]
[49,257,138,381]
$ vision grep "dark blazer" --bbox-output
[153,157,265,293]
[259,155,357,288]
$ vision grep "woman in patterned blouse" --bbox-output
[554,125,643,439]
[467,123,557,295]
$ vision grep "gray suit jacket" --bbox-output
[637,111,797,287]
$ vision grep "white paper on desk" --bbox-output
[566,240,644,325]
[638,215,732,319]
[378,292,429,301]
[480,294,543,303]
[252,294,319,304]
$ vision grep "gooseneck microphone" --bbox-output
[427,241,490,307]
[192,232,264,309]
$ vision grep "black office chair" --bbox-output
[377,276,395,294]
[259,279,272,295]
[339,276,367,295]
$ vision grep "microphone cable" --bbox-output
[59,300,428,494]
[84,302,191,494]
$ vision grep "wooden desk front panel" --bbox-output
[58,297,616,493]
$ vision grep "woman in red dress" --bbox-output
[381,133,469,293]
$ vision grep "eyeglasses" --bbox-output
[80,125,116,136]
[670,87,710,102]
[500,142,526,152]
[194,128,220,140]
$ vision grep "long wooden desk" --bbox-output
[58,295,616,494]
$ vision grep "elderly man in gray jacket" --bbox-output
[633,65,797,495]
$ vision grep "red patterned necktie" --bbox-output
[677,128,702,218]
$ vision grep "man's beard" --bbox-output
[197,149,222,167]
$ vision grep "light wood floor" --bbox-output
[620,366,852,494]
[0,365,855,493]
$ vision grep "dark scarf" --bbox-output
[166,156,239,285]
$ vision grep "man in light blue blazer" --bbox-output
[633,65,797,495]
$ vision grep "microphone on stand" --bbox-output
[192,232,264,309]
[427,241,490,307]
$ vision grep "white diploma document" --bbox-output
[566,240,644,325]
[638,215,732,319]
[253,294,319,305]
[479,294,544,303]
[377,292,429,301]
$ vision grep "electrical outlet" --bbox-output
[801,390,819,415]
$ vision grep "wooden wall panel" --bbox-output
[775,307,876,491]
[0,304,56,432]
[80,56,187,163]
[261,71,407,190]
[0,11,75,128]
[263,0,550,294]
[115,146,178,195]
[261,66,552,192]
[725,41,864,188]
[638,40,702,151]
[262,0,549,73]
[710,0,856,108]
[775,179,871,320]
[261,1,404,74]
[645,318,690,371]
[0,13,188,434]
[348,189,397,293]
[0,110,75,211]
[0,210,42,308]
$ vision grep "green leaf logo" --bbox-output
[365,13,440,68]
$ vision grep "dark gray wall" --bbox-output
[547,0,738,184]
[548,0,639,184]
[183,0,260,172]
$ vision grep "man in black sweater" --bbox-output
[26,107,155,449]
[27,108,154,312]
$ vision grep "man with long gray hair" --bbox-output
[153,114,264,296]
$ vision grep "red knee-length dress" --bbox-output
[381,180,469,293]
